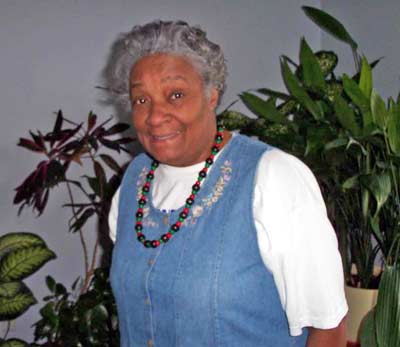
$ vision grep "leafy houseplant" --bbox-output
[12,110,135,345]
[0,232,55,347]
[220,5,400,345]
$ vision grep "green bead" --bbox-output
[179,217,184,222]
[198,176,204,181]
[142,191,148,195]
[139,203,145,208]
[205,163,210,168]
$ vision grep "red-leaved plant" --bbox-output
[14,110,135,291]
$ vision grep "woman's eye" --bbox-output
[133,97,146,105]
[171,92,184,100]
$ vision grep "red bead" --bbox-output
[190,194,195,200]
[166,233,172,239]
[149,170,154,175]
[176,221,182,227]
[138,208,143,213]
[144,182,150,188]
[183,207,189,214]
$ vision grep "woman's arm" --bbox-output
[307,317,347,347]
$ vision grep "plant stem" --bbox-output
[3,321,11,340]
[65,180,90,292]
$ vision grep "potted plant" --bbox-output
[11,110,135,345]
[220,6,400,345]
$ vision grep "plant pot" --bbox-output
[345,285,378,344]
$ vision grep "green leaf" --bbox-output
[342,74,373,129]
[257,88,290,101]
[0,292,36,320]
[240,92,288,123]
[299,38,326,92]
[305,126,331,156]
[360,173,391,217]
[0,338,29,347]
[342,175,359,190]
[0,282,23,298]
[387,101,400,154]
[45,275,56,293]
[281,58,323,120]
[359,57,373,98]
[359,309,378,347]
[217,110,251,131]
[0,232,46,259]
[302,6,358,50]
[375,265,400,347]
[324,137,348,150]
[333,96,360,135]
[371,89,388,129]
[0,246,56,282]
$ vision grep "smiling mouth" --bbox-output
[150,131,181,142]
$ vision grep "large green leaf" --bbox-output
[333,96,360,136]
[360,173,391,217]
[240,92,288,123]
[359,57,373,98]
[0,292,36,320]
[0,232,45,259]
[0,282,23,298]
[299,38,326,92]
[371,89,388,129]
[281,58,323,120]
[0,339,29,347]
[302,6,358,50]
[375,265,400,347]
[342,74,373,129]
[387,101,400,154]
[257,88,290,101]
[0,246,56,282]
[359,309,378,347]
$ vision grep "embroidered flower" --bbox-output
[191,205,204,218]
[185,160,232,225]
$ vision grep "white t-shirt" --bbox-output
[108,147,348,336]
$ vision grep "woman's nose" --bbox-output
[145,100,170,126]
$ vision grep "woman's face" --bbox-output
[129,53,219,167]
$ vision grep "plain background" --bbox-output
[1,0,399,341]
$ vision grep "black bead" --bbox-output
[192,184,200,192]
[137,234,145,242]
[186,198,194,205]
[212,146,219,153]
[135,224,143,231]
[136,211,143,218]
[199,171,207,178]
[143,186,150,193]
[139,198,146,205]
[215,134,223,141]
[171,224,180,232]
[151,161,159,168]
[206,158,213,165]
[144,240,152,248]
[161,234,169,243]
[146,173,154,180]
[179,212,188,219]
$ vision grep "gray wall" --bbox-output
[1,0,324,341]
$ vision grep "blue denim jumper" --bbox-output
[111,134,307,346]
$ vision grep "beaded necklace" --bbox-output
[135,124,224,248]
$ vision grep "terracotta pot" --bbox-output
[345,285,378,344]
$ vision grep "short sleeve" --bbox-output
[108,187,120,243]
[253,149,348,336]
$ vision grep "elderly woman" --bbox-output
[107,21,347,347]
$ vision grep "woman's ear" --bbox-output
[208,88,219,110]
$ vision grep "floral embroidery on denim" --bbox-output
[136,166,159,227]
[185,160,232,225]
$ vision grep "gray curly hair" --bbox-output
[103,20,227,110]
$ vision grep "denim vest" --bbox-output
[111,134,307,347]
